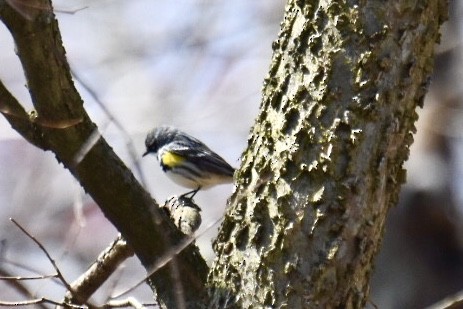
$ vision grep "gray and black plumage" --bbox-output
[143,126,235,197]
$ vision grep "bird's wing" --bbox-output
[167,140,235,176]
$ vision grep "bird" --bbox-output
[143,126,235,198]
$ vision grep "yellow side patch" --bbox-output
[162,151,185,168]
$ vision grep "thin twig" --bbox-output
[0,257,59,281]
[0,298,49,307]
[0,274,57,280]
[0,268,48,309]
[71,69,148,187]
[9,218,86,306]
[55,5,88,14]
[0,297,83,308]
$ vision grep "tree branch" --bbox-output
[0,81,43,148]
[64,236,134,305]
[0,1,208,307]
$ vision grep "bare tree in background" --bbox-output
[0,0,448,308]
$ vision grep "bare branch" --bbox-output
[0,0,209,305]
[0,297,83,308]
[0,268,48,309]
[0,80,44,149]
[9,218,88,306]
[65,197,205,304]
[71,70,148,187]
[114,216,222,299]
[64,236,134,305]
[0,298,50,307]
[0,274,57,280]
[0,257,58,279]
[55,5,88,15]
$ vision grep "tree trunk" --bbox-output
[208,1,448,308]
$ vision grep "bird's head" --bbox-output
[143,125,178,157]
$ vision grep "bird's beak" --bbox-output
[142,150,149,157]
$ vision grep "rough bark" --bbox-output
[208,1,448,308]
[0,2,208,308]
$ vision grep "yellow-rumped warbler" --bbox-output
[143,126,235,198]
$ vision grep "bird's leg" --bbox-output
[179,186,201,200]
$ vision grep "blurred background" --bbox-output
[0,0,461,307]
